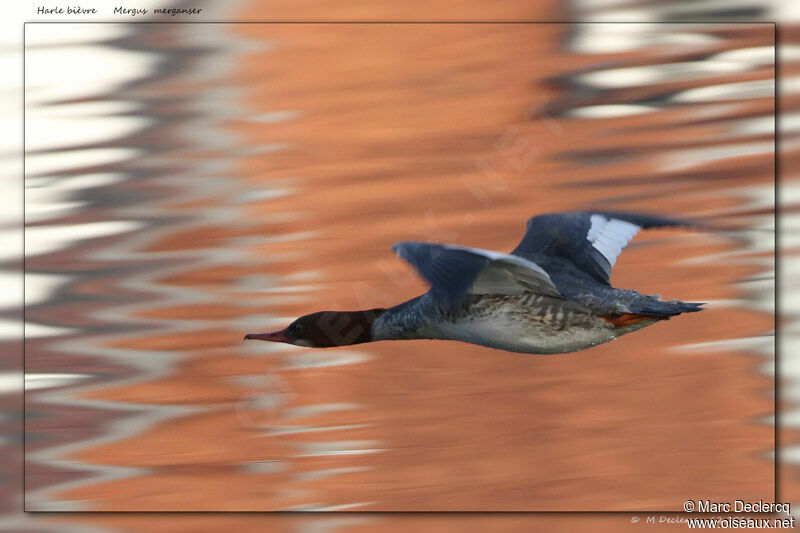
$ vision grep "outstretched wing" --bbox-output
[511,211,691,285]
[392,241,561,305]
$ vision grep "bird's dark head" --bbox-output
[244,308,385,348]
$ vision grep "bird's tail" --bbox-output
[628,296,704,317]
[604,297,703,328]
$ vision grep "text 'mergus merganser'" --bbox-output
[245,211,704,354]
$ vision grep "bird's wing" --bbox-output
[511,211,691,285]
[392,241,561,305]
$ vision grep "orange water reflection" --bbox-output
[24,14,774,519]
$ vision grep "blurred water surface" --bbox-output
[23,16,775,515]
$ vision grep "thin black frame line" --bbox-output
[773,21,780,505]
[21,20,779,514]
[21,510,791,515]
[22,19,26,513]
[23,21,778,24]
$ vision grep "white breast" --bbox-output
[432,314,619,355]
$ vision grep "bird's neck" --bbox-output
[371,295,436,341]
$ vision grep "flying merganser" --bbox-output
[245,211,703,354]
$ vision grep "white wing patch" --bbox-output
[586,214,641,266]
[444,244,552,279]
[441,244,561,298]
